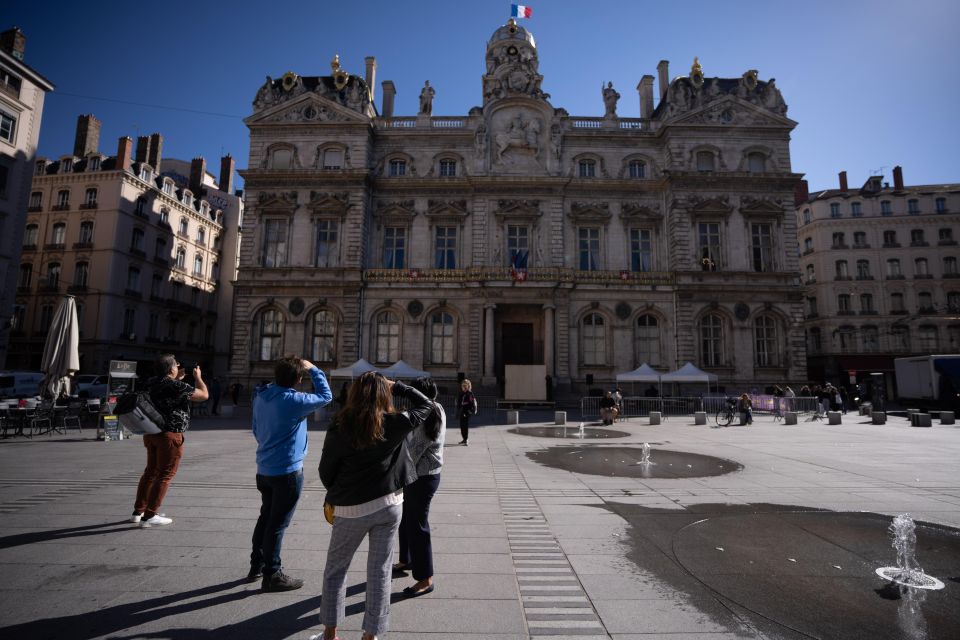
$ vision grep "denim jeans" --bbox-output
[398,473,441,580]
[251,470,304,575]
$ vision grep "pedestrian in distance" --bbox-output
[394,376,444,598]
[249,357,332,592]
[739,393,753,424]
[314,371,433,640]
[131,354,209,528]
[599,390,619,425]
[457,378,477,445]
[209,376,222,415]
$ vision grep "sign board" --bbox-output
[110,360,137,375]
[108,361,137,396]
[102,415,122,441]
[848,370,857,384]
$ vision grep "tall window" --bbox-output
[944,257,958,276]
[434,226,457,269]
[808,328,822,352]
[860,293,874,313]
[257,309,284,361]
[0,109,15,142]
[635,315,660,366]
[915,258,929,276]
[46,262,61,288]
[856,259,871,278]
[582,313,606,365]
[908,199,919,214]
[39,304,54,332]
[918,292,933,311]
[835,260,849,279]
[193,255,203,276]
[837,326,856,352]
[695,151,715,172]
[918,326,938,351]
[439,159,457,177]
[700,314,723,367]
[628,160,646,178]
[853,231,867,247]
[754,316,778,367]
[890,292,905,313]
[127,266,140,290]
[310,310,337,362]
[197,226,206,245]
[507,225,529,267]
[179,217,189,235]
[936,197,947,213]
[429,312,455,364]
[851,202,862,216]
[147,313,158,339]
[131,228,144,252]
[578,159,596,177]
[29,191,42,209]
[388,159,406,176]
[74,261,89,288]
[79,221,93,244]
[155,237,167,259]
[832,232,846,248]
[17,263,31,288]
[911,229,925,245]
[803,237,813,253]
[807,297,818,316]
[630,229,652,272]
[578,228,600,271]
[803,209,811,224]
[830,203,841,218]
[375,311,400,363]
[176,247,186,269]
[837,294,851,313]
[314,220,339,267]
[84,188,97,207]
[383,227,406,269]
[891,326,910,351]
[805,264,815,282]
[948,292,960,312]
[51,223,66,246]
[746,152,765,173]
[323,149,343,169]
[123,309,136,336]
[883,230,897,246]
[939,228,954,243]
[23,224,38,246]
[862,326,879,351]
[881,200,892,215]
[751,223,773,272]
[151,273,162,298]
[262,219,288,267]
[698,222,721,271]
[160,208,170,225]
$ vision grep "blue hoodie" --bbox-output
[252,368,332,476]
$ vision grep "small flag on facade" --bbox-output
[511,4,533,18]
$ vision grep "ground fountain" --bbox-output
[875,514,944,590]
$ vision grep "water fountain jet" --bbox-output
[875,514,945,590]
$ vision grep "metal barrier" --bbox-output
[580,395,821,419]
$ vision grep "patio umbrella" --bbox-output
[40,295,80,400]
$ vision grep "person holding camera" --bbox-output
[131,354,208,528]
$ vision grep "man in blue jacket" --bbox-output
[249,356,332,592]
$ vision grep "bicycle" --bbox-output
[715,398,737,427]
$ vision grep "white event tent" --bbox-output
[660,362,718,394]
[380,360,431,379]
[329,358,380,379]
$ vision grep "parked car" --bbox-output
[76,374,109,399]
[0,371,44,399]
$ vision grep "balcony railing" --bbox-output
[79,202,98,210]
[21,244,37,252]
[73,241,93,250]
[130,248,146,258]
[27,205,42,212]
[886,274,905,280]
[882,242,901,248]
[855,275,874,280]
[51,204,70,212]
[910,241,930,247]
[43,243,65,251]
[362,266,675,286]
[914,274,934,279]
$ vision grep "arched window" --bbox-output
[256,309,284,361]
[582,313,606,365]
[74,261,89,288]
[310,310,337,362]
[17,263,31,288]
[627,160,646,179]
[271,148,293,170]
[696,151,715,172]
[84,188,98,207]
[23,224,38,246]
[578,159,596,177]
[635,315,660,366]
[56,189,70,208]
[746,152,765,173]
[51,223,66,246]
[46,262,61,288]
[323,148,344,169]
[375,311,401,364]
[388,159,407,176]
[429,312,455,364]
[699,314,723,367]
[176,247,186,269]
[193,255,203,276]
[754,316,779,367]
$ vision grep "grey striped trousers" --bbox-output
[321,504,402,636]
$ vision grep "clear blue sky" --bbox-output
[6,0,959,191]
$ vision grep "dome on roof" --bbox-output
[488,19,536,49]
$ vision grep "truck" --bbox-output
[893,355,960,409]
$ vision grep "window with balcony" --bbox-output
[29,191,41,210]
[578,159,596,177]
[374,311,400,363]
[78,221,93,245]
[936,197,947,213]
[429,312,455,364]
[159,208,170,225]
[915,258,929,277]
[853,231,867,247]
[175,247,186,269]
[908,199,920,214]
[122,309,136,337]
[382,227,406,269]
[84,188,97,208]
[837,326,856,352]
[578,227,601,271]
[582,313,607,365]
[948,292,960,313]
[507,225,529,268]
[830,203,841,218]
[17,263,31,289]
[699,314,724,366]
[939,228,954,244]
[699,222,721,271]
[832,232,846,248]
[891,326,910,351]
[862,326,879,351]
[51,223,66,246]
[131,228,144,253]
[151,273,162,299]
[388,159,406,176]
[883,230,897,246]
[127,266,140,291]
[856,260,871,279]
[630,229,653,272]
[314,219,339,267]
[193,255,203,277]
[751,223,773,272]
[918,325,938,351]
[881,200,892,216]
[434,226,457,269]
[887,259,902,278]
[261,219,288,267]
[178,217,189,236]
[56,190,69,209]
[197,227,206,245]
[835,260,849,279]
[891,292,905,313]
[837,294,852,314]
[628,160,646,178]
[46,262,61,289]
[918,291,934,312]
[851,202,862,217]
[635,315,660,366]
[911,229,926,246]
[23,224,38,247]
[860,293,875,313]
[944,257,958,276]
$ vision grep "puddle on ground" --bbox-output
[527,445,742,478]
[508,426,631,439]
[602,501,960,640]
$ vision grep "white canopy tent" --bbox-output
[615,363,663,396]
[660,362,718,394]
[380,360,431,379]
[329,358,380,379]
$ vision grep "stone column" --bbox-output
[482,304,496,385]
[543,303,555,377]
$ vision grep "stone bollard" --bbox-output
[912,413,932,427]
[940,411,955,425]
[649,411,661,425]
[554,411,567,425]
[785,411,798,425]
[506,410,519,425]
[694,411,706,425]
[827,411,842,425]
[872,411,886,425]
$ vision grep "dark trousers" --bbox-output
[459,413,470,441]
[398,473,441,581]
[251,470,304,575]
[134,432,185,518]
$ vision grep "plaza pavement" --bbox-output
[0,409,958,639]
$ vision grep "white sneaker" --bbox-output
[130,513,142,523]
[140,515,173,528]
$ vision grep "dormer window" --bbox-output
[322,148,344,170]
[139,166,151,182]
[35,161,47,176]
[88,157,100,171]
[578,159,596,177]
[439,159,457,177]
[162,179,174,195]
[60,158,73,174]
[200,202,210,217]
[181,190,193,207]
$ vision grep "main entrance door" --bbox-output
[502,322,535,365]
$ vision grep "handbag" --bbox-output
[323,501,335,525]
[114,391,165,435]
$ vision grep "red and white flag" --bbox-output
[511,4,533,19]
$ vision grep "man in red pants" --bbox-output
[131,354,209,528]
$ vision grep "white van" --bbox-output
[0,372,44,399]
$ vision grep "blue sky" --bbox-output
[6,0,959,190]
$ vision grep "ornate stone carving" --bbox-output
[570,201,612,223]
[374,199,416,222]
[253,76,280,111]
[660,70,788,122]
[620,203,662,219]
[308,191,349,213]
[258,191,298,207]
[426,199,469,219]
[494,199,541,219]
[494,114,541,164]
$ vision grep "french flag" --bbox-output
[511,4,533,18]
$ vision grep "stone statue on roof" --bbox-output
[602,82,620,118]
[419,81,435,116]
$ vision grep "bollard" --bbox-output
[506,410,519,425]
[785,411,798,425]
[649,411,661,425]
[912,413,932,427]
[554,411,567,425]
[940,411,955,425]
[827,411,842,425]
[872,411,886,425]
[694,411,706,425]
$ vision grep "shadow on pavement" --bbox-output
[0,520,133,549]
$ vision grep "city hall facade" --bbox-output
[230,20,805,396]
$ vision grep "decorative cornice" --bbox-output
[494,199,541,219]
[569,201,612,224]
[426,199,469,219]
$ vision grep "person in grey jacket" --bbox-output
[394,376,445,597]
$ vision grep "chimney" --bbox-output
[893,165,904,191]
[795,179,810,206]
[116,136,133,172]
[219,155,235,193]
[0,28,26,61]
[73,114,101,157]
[147,133,163,172]
[365,56,377,102]
[838,170,848,192]
[657,60,670,102]
[189,157,206,195]
[135,135,152,165]
[638,75,654,118]
[381,80,396,118]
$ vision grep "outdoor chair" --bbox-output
[30,401,54,436]
[59,401,84,433]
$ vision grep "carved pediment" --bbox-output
[670,96,794,127]
[308,191,349,213]
[494,199,541,220]
[374,199,417,222]
[569,201,612,223]
[426,199,469,219]
[248,91,371,125]
[258,191,298,211]
[740,196,784,217]
[688,195,733,216]
[620,203,662,220]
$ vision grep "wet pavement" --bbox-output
[507,426,631,439]
[527,445,743,478]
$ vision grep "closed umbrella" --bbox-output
[40,295,80,400]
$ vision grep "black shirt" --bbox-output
[148,376,195,433]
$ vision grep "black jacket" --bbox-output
[319,381,432,507]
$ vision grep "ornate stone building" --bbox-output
[232,20,805,396]
[797,167,960,395]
